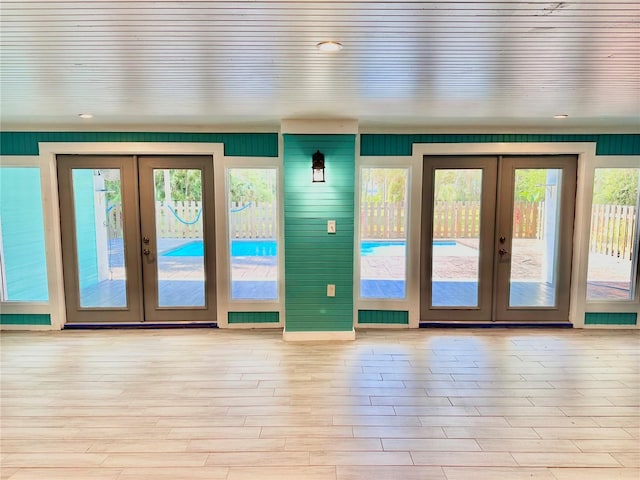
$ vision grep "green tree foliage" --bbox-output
[154,169,202,202]
[432,169,553,203]
[592,168,639,205]
[229,169,276,203]
[100,169,123,205]
[434,169,482,202]
[362,168,407,203]
[514,169,546,202]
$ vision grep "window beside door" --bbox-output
[359,168,409,299]
[0,167,49,302]
[227,168,278,300]
[586,167,639,302]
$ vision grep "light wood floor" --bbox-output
[1,328,638,480]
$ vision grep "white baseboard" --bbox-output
[283,329,356,342]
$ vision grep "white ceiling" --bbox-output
[1,0,639,132]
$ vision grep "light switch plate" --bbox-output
[327,284,336,297]
[328,220,336,233]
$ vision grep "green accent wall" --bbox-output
[584,312,637,325]
[0,132,278,157]
[0,314,51,325]
[228,311,279,324]
[359,310,409,325]
[283,134,355,332]
[360,134,640,156]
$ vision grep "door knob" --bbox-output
[143,248,151,256]
[498,248,509,256]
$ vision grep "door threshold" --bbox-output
[64,321,218,330]
[419,321,572,328]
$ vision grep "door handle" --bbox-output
[498,248,509,257]
[143,248,151,256]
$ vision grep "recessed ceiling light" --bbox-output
[316,41,343,53]
[553,114,569,119]
[78,113,94,119]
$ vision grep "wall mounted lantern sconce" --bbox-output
[312,150,325,182]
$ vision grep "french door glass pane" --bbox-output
[228,168,278,300]
[153,169,205,307]
[360,168,408,299]
[509,169,561,307]
[72,169,126,308]
[587,167,639,301]
[431,169,482,307]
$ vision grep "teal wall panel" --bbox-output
[283,134,355,332]
[0,167,49,301]
[0,314,51,325]
[359,310,409,324]
[584,312,637,325]
[228,311,280,324]
[0,132,278,157]
[360,134,640,156]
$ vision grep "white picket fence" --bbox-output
[590,204,636,260]
[107,201,637,259]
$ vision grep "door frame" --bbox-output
[40,142,224,328]
[420,155,577,323]
[411,142,597,326]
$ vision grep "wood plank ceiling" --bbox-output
[1,1,639,131]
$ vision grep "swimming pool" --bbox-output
[360,241,406,256]
[163,240,277,257]
[163,239,456,257]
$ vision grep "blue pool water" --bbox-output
[163,239,455,257]
[360,241,405,256]
[163,240,277,257]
